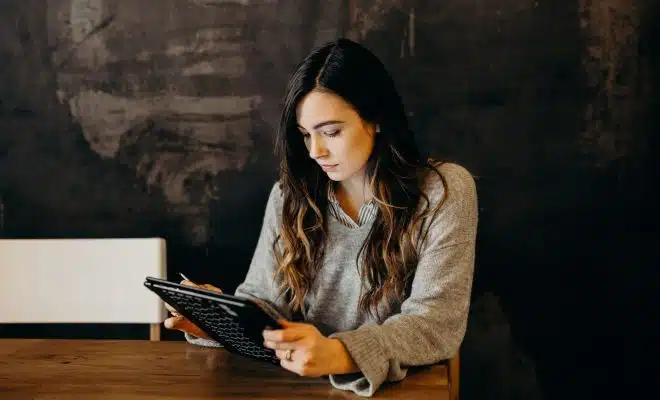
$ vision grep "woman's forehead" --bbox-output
[296,90,358,128]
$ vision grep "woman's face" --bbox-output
[296,89,377,183]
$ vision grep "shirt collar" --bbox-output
[327,183,376,206]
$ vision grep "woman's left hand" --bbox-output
[262,320,357,377]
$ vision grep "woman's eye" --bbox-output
[323,130,340,137]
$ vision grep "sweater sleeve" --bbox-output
[328,163,479,397]
[185,182,290,347]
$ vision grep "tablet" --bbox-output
[143,276,282,365]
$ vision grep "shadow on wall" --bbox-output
[462,292,543,400]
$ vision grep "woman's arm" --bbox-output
[186,182,291,347]
[328,163,479,397]
[233,183,291,320]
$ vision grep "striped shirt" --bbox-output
[327,184,378,228]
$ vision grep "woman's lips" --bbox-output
[320,164,338,171]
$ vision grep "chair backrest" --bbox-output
[0,238,167,325]
[449,353,460,400]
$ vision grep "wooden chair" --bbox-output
[448,353,460,400]
[0,238,167,341]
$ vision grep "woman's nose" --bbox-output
[308,135,327,159]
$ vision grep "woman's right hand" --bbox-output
[163,280,222,340]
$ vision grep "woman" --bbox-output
[165,38,478,397]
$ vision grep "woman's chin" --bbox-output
[323,170,344,181]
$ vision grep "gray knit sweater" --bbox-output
[185,162,478,397]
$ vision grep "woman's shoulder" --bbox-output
[415,161,479,244]
[268,180,284,200]
[421,160,478,205]
[261,181,285,220]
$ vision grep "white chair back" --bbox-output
[0,238,167,338]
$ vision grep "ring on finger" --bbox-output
[284,349,293,361]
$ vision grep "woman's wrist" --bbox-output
[328,338,360,375]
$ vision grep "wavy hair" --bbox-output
[273,38,447,318]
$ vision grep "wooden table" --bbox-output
[0,339,450,399]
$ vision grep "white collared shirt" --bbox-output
[327,184,378,228]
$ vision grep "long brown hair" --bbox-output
[273,39,447,318]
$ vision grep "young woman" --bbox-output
[165,38,478,397]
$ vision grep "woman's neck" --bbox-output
[337,173,372,206]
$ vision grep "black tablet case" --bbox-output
[144,277,282,365]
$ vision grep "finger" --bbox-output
[274,349,289,360]
[279,358,304,376]
[279,358,319,378]
[264,339,298,351]
[201,283,222,293]
[164,316,210,339]
[182,321,210,339]
[164,315,184,330]
[262,327,306,343]
[164,302,179,315]
[180,280,222,293]
[273,349,304,364]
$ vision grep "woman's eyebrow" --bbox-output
[297,120,344,131]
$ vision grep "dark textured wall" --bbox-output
[1,1,655,398]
